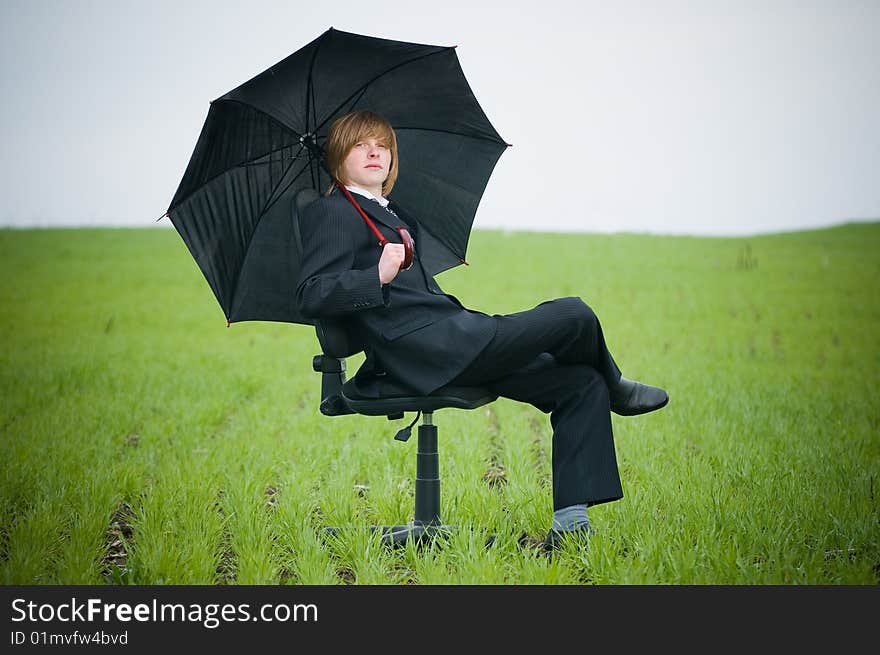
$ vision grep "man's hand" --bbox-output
[378,243,406,284]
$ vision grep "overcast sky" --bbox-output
[1,0,877,235]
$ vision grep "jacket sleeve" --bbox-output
[295,199,391,318]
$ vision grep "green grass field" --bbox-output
[1,223,877,584]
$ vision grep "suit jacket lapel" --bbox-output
[353,195,407,232]
[332,191,418,261]
[355,196,427,274]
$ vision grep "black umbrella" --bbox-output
[166,27,509,326]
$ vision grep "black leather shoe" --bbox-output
[543,525,595,551]
[609,377,669,416]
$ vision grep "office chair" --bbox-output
[293,188,498,547]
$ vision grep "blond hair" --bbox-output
[323,110,399,196]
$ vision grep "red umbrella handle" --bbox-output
[396,226,414,271]
[337,183,413,271]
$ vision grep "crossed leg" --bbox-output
[451,297,625,509]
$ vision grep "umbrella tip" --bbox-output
[506,143,514,148]
[226,318,231,328]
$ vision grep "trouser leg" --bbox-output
[453,296,622,390]
[455,352,623,509]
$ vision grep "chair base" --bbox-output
[321,523,506,548]
[318,413,516,551]
[322,522,449,548]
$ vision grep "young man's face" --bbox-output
[342,136,391,194]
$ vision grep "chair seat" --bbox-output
[341,379,498,416]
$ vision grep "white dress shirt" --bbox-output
[345,185,390,208]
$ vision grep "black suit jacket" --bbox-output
[295,190,497,396]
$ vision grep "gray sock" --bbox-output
[552,503,590,532]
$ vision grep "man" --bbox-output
[296,110,668,549]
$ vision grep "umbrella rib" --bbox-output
[227,151,316,320]
[305,28,332,190]
[169,142,304,212]
[259,156,316,217]
[269,66,305,138]
[168,100,306,212]
[305,28,328,148]
[313,46,455,134]
[238,152,311,167]
[393,125,509,146]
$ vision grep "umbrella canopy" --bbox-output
[167,27,509,325]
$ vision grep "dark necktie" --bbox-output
[382,202,415,259]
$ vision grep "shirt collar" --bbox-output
[345,184,389,208]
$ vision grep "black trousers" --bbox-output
[450,297,624,510]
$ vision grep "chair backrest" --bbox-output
[292,187,367,360]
